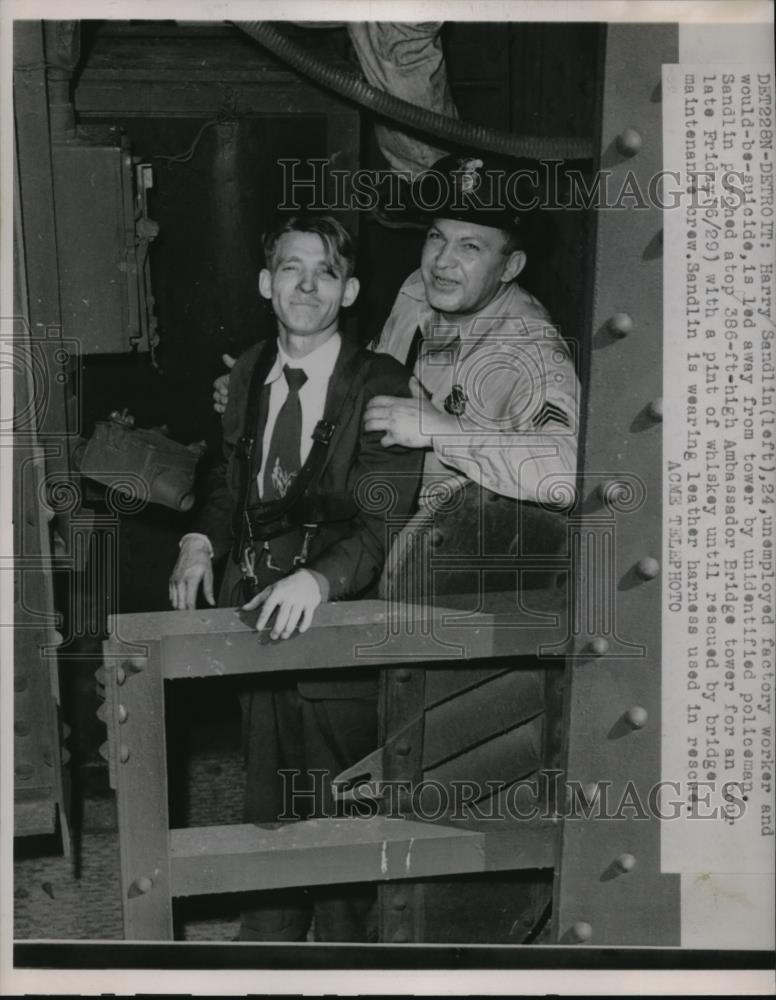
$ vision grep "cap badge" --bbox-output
[455,157,484,195]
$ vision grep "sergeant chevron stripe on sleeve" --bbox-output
[532,402,571,429]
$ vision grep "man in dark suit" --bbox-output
[168,215,422,941]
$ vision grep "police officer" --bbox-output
[363,153,579,501]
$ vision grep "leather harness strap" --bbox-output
[231,340,372,560]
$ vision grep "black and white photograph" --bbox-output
[1,1,774,995]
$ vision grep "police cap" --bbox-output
[411,153,545,247]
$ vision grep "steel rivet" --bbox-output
[116,666,126,685]
[392,896,408,911]
[61,748,71,765]
[647,397,663,421]
[51,630,63,647]
[616,127,642,157]
[588,637,609,656]
[119,744,130,763]
[98,740,110,761]
[570,920,593,943]
[395,741,411,756]
[636,556,660,580]
[391,930,410,943]
[430,529,444,547]
[607,312,633,337]
[625,705,648,730]
[395,668,412,683]
[118,704,128,724]
[615,852,637,873]
[124,657,147,674]
[127,876,153,898]
[15,763,34,781]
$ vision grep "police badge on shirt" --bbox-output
[444,384,468,416]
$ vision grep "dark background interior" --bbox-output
[57,20,601,809]
[71,18,600,608]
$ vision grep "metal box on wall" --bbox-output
[51,135,158,355]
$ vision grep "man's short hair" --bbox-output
[499,228,522,256]
[262,215,357,278]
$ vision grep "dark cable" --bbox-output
[233,21,593,162]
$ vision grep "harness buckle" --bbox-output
[292,524,319,567]
[240,543,262,583]
[312,420,335,445]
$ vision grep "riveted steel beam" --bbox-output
[102,591,565,940]
[13,21,76,470]
[378,595,428,944]
[12,130,69,845]
[103,638,173,940]
[170,815,557,898]
[551,23,681,947]
[106,590,567,679]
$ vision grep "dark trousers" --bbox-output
[239,679,378,941]
[225,555,378,941]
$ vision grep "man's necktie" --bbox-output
[262,365,308,500]
[259,365,309,572]
[404,325,423,373]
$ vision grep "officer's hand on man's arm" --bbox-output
[212,353,236,415]
[169,536,215,610]
[242,569,322,640]
[363,376,458,448]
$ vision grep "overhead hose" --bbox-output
[233,21,593,162]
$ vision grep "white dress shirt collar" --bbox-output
[266,332,342,385]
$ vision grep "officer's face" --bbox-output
[420,218,525,317]
[259,232,358,341]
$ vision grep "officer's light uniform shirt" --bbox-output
[375,270,579,504]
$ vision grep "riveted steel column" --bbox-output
[13,21,76,472]
[377,522,431,944]
[12,135,69,844]
[13,409,66,839]
[377,663,427,944]
[102,637,173,940]
[552,23,681,946]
